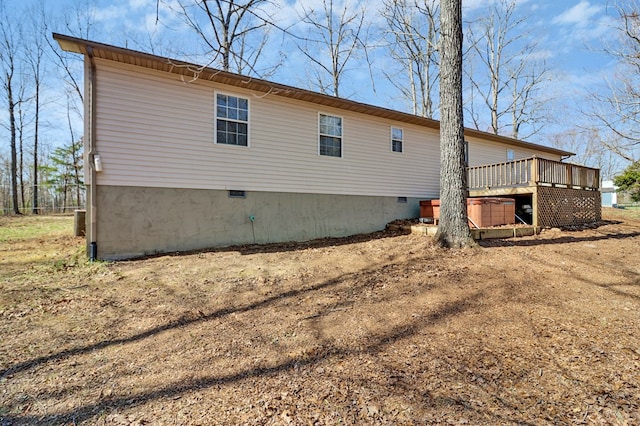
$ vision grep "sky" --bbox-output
[0,0,630,172]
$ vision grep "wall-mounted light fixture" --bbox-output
[94,154,103,172]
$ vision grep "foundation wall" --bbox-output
[94,186,420,260]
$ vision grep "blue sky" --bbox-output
[0,0,625,162]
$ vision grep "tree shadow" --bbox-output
[478,230,640,248]
[557,254,640,301]
[1,253,429,380]
[2,275,483,425]
[0,274,350,379]
[4,232,638,425]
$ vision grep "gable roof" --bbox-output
[53,32,574,158]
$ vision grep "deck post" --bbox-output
[532,186,539,228]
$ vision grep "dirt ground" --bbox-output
[1,209,639,425]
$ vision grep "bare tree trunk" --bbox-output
[30,7,45,215]
[72,136,82,208]
[18,100,25,211]
[33,84,39,214]
[8,86,19,214]
[465,0,547,140]
[435,0,474,248]
[409,60,417,115]
[511,81,519,140]
[63,180,68,213]
[423,5,438,117]
[382,0,439,118]
[1,5,22,215]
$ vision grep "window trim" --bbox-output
[391,126,404,153]
[318,112,343,158]
[215,91,250,148]
[464,140,469,166]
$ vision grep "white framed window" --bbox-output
[215,93,249,146]
[391,127,403,153]
[319,113,342,157]
[507,149,515,162]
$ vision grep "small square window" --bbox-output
[397,197,408,203]
[228,190,246,198]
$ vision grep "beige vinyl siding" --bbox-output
[94,59,440,198]
[466,135,562,167]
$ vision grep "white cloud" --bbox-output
[551,1,617,44]
[552,1,602,26]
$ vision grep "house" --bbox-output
[601,180,618,207]
[53,33,599,260]
[602,180,617,207]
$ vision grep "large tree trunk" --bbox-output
[435,0,474,248]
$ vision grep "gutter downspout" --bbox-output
[87,46,98,261]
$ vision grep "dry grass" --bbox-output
[604,205,640,221]
[1,213,639,425]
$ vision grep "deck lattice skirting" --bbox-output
[536,186,602,227]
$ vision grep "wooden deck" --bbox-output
[467,157,601,227]
[467,156,600,196]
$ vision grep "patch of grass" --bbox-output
[0,215,94,284]
[603,205,640,221]
[619,204,640,218]
[0,214,73,242]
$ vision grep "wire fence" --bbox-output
[0,183,86,215]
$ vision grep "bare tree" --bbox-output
[295,0,367,97]
[26,2,48,214]
[46,0,108,110]
[65,94,84,208]
[381,0,439,118]
[0,5,23,214]
[16,83,29,211]
[170,0,277,76]
[586,1,640,163]
[549,127,622,180]
[464,0,548,139]
[435,0,474,248]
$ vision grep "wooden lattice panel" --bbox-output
[536,187,602,227]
